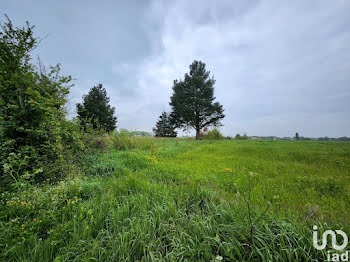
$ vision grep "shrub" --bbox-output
[0,17,83,187]
[202,128,224,140]
[83,135,111,153]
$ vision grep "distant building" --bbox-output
[248,136,293,140]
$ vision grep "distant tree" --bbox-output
[119,128,129,134]
[130,131,152,137]
[76,84,117,132]
[169,60,225,140]
[121,129,153,137]
[318,136,330,141]
[295,132,299,140]
[153,112,177,137]
[236,133,248,140]
[338,137,350,141]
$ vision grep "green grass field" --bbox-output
[1,139,349,261]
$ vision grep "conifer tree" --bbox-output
[153,112,177,137]
[76,84,117,132]
[170,60,225,139]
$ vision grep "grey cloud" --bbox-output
[2,0,350,137]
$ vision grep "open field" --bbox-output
[2,4,350,261]
[1,139,350,261]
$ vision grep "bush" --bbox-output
[0,17,82,188]
[83,135,111,153]
[202,128,224,140]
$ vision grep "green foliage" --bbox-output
[153,111,177,137]
[110,131,134,150]
[83,135,111,153]
[236,133,248,140]
[202,128,224,140]
[75,117,109,152]
[130,137,157,152]
[0,16,81,187]
[169,60,225,140]
[2,139,349,261]
[110,131,156,151]
[1,15,349,262]
[76,84,117,132]
[80,130,157,154]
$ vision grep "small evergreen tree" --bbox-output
[77,84,117,132]
[295,132,299,140]
[170,60,225,140]
[153,112,177,137]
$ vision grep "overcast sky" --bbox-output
[2,0,350,137]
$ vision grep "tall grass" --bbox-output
[82,131,157,153]
[1,139,349,261]
[0,176,327,261]
[110,132,156,152]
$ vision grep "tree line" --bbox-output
[0,17,225,188]
[77,60,226,140]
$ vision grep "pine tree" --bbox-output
[153,112,177,137]
[76,84,117,132]
[170,60,225,139]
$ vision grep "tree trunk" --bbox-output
[195,127,200,140]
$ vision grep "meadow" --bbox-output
[1,139,349,261]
